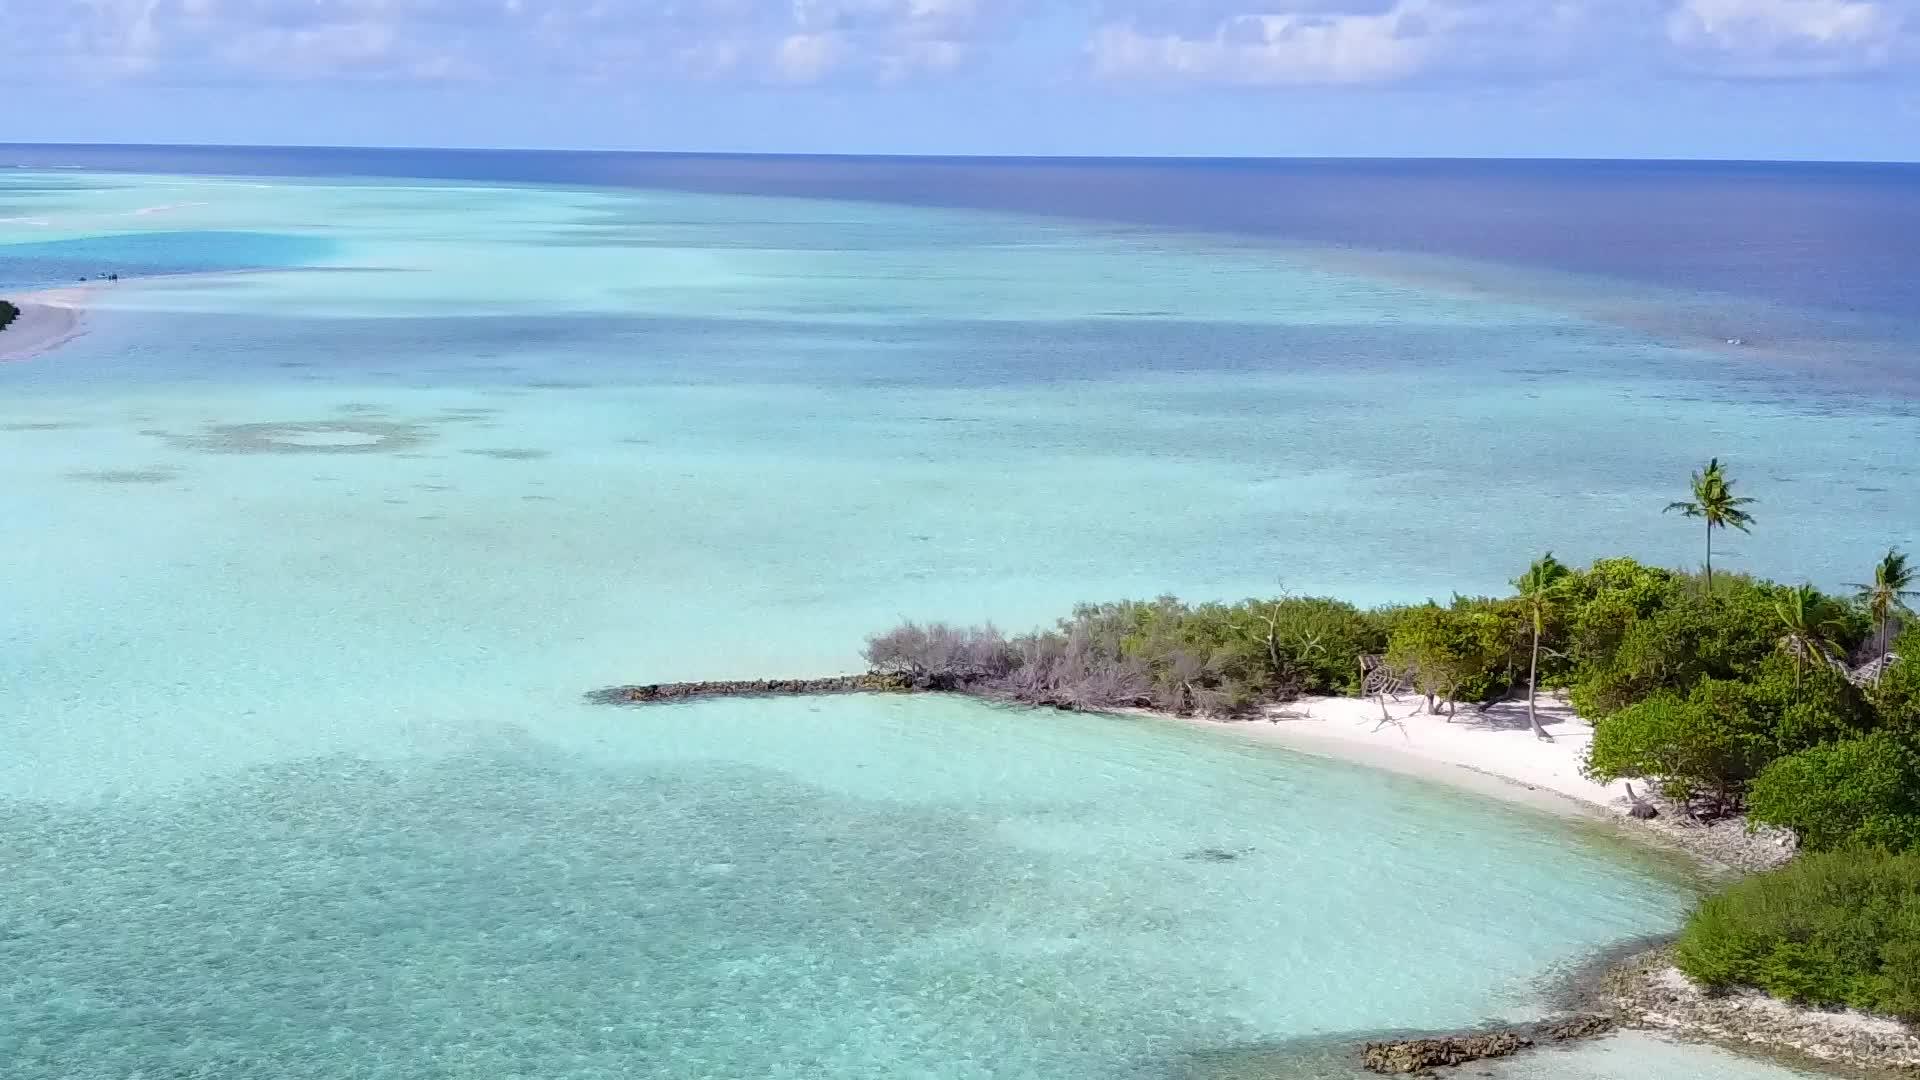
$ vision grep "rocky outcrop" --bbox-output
[1628,804,1798,874]
[1360,1016,1617,1075]
[585,674,917,706]
[1532,1014,1618,1042]
[1604,947,1920,1073]
[1362,1032,1531,1074]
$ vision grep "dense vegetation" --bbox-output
[866,596,1385,715]
[1674,851,1920,1021]
[866,459,1918,855]
[0,299,18,331]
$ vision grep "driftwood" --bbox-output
[1360,654,1415,699]
[1360,654,1468,721]
[1361,655,1411,733]
[585,674,916,706]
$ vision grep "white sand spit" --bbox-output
[0,287,92,362]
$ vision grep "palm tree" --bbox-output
[1664,457,1756,592]
[1774,584,1847,680]
[1849,548,1918,681]
[1513,552,1572,741]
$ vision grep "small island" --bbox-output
[593,458,1920,1073]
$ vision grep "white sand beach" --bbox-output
[1180,695,1800,871]
[1180,694,1629,819]
[0,287,91,362]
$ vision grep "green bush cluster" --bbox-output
[0,300,19,332]
[1675,851,1920,1021]
[1381,599,1523,706]
[866,595,1390,715]
[1069,594,1389,709]
[1018,590,1548,714]
[1562,564,1909,821]
[1747,730,1920,852]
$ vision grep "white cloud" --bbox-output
[1088,0,1919,85]
[529,0,1012,85]
[772,31,850,81]
[1090,9,1430,85]
[4,0,1917,87]
[1085,0,1604,86]
[1666,0,1907,74]
[1,0,1013,84]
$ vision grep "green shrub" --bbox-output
[1239,596,1387,695]
[0,300,18,332]
[1584,654,1876,810]
[1739,657,1875,755]
[1623,581,1778,679]
[1748,732,1920,852]
[1564,559,1680,667]
[1585,682,1767,808]
[1675,850,1920,1021]
[1385,602,1514,705]
[1118,597,1274,712]
[1568,570,1869,703]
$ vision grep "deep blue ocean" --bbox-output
[8,145,1919,318]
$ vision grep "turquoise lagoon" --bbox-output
[1,162,1900,1078]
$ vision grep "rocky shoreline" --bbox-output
[1356,947,1920,1077]
[585,673,917,706]
[1360,1015,1618,1074]
[1601,947,1920,1075]
[1614,792,1799,875]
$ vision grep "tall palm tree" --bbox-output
[1664,457,1756,593]
[1513,552,1572,741]
[1774,584,1847,681]
[1849,548,1918,681]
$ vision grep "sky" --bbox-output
[4,0,1918,159]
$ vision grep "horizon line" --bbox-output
[3,141,1916,169]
